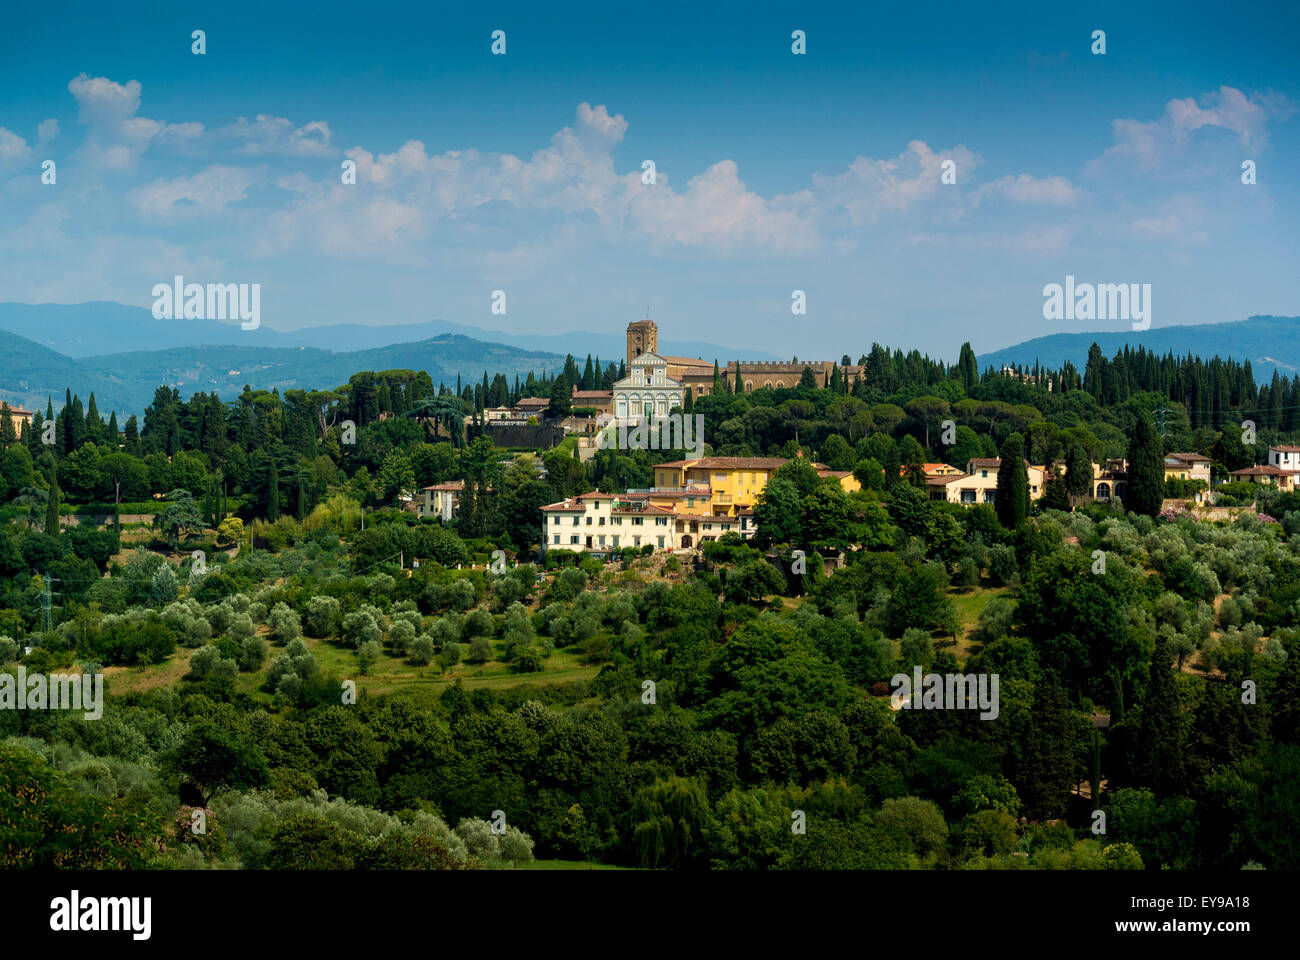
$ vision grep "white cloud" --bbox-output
[1088,86,1293,176]
[971,173,1078,207]
[128,165,257,219]
[628,159,816,252]
[37,119,59,144]
[1129,214,1208,247]
[0,128,31,166]
[67,73,204,169]
[221,115,334,157]
[811,140,981,226]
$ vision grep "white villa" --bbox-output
[540,491,679,553]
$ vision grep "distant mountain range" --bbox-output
[0,301,776,365]
[1,303,1296,418]
[0,301,778,417]
[976,315,1300,382]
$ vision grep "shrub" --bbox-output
[389,619,416,657]
[268,603,302,645]
[239,635,268,672]
[343,610,383,649]
[954,555,980,587]
[988,544,1018,586]
[407,634,435,666]
[305,596,341,638]
[466,636,491,664]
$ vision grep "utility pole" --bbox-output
[40,573,59,634]
[1153,405,1169,437]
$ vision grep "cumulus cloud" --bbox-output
[221,115,334,157]
[128,165,257,219]
[971,173,1078,207]
[67,73,203,169]
[1087,86,1294,175]
[811,140,981,226]
[0,128,31,166]
[629,160,816,252]
[37,119,59,144]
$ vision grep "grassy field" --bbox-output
[948,583,1012,664]
[102,629,603,701]
[517,859,630,870]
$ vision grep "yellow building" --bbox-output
[638,455,860,546]
[1,402,34,439]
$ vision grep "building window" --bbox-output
[570,535,579,544]
[657,536,665,548]
[634,536,641,546]
[553,535,560,544]
[599,517,605,525]
[572,517,579,526]
[586,517,592,525]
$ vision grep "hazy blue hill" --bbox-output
[0,301,776,364]
[71,335,564,414]
[0,329,137,414]
[977,315,1300,383]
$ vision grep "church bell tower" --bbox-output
[626,319,658,365]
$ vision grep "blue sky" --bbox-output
[1,0,1297,361]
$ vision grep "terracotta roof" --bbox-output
[515,397,550,407]
[612,502,676,516]
[540,491,618,512]
[422,481,465,492]
[656,456,829,471]
[660,355,713,369]
[570,390,613,400]
[1230,465,1291,476]
[927,473,970,486]
[1168,452,1212,461]
[968,457,1036,470]
[1271,445,1300,453]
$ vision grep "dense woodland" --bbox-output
[2,339,1299,870]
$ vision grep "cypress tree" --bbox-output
[202,477,214,529]
[107,410,119,445]
[1134,634,1185,794]
[1090,728,1102,806]
[994,433,1029,529]
[1126,413,1164,517]
[267,457,280,521]
[45,467,60,536]
[0,402,15,448]
[712,360,723,395]
[27,408,44,456]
